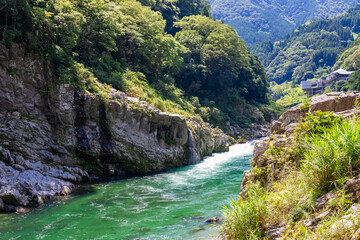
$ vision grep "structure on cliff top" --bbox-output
[301,69,354,97]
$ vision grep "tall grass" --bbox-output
[302,119,360,196]
[221,184,267,240]
[221,117,360,239]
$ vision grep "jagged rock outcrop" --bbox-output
[0,44,229,211]
[241,91,360,195]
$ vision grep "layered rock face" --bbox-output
[0,45,229,211]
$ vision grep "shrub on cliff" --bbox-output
[222,184,267,239]
[302,119,360,197]
[222,113,360,239]
[0,0,273,130]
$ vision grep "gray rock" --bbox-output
[273,138,288,149]
[271,120,284,134]
[303,210,332,231]
[2,150,14,164]
[239,170,251,197]
[205,217,220,224]
[35,196,44,205]
[253,139,269,160]
[330,204,360,234]
[315,191,336,210]
[265,227,286,240]
[0,198,4,211]
[15,155,25,165]
[4,204,16,213]
[0,43,229,208]
[281,104,307,127]
[0,187,28,206]
[13,164,25,172]
[310,93,339,112]
[344,174,360,198]
[16,207,30,213]
[310,92,360,113]
[285,123,299,137]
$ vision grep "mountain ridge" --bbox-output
[210,0,360,46]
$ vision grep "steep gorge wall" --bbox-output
[0,44,229,212]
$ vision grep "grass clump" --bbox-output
[302,119,360,197]
[222,184,267,240]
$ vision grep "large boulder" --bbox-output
[310,93,339,112]
[281,103,307,127]
[310,92,360,113]
[344,174,360,199]
[270,120,284,134]
[253,139,269,159]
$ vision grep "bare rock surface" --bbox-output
[270,120,284,134]
[310,92,360,113]
[344,174,360,199]
[265,226,286,240]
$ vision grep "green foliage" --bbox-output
[210,0,360,46]
[295,111,343,136]
[302,119,360,195]
[333,70,360,91]
[175,15,269,127]
[138,0,212,35]
[222,112,360,239]
[270,82,309,107]
[0,0,273,131]
[0,0,32,45]
[333,37,360,71]
[222,184,267,240]
[253,6,360,84]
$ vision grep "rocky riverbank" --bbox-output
[237,91,360,239]
[242,91,360,194]
[0,44,229,212]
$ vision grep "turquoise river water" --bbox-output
[0,141,256,240]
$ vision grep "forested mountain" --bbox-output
[253,6,360,85]
[210,0,360,46]
[0,0,273,130]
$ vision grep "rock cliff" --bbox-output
[0,44,229,212]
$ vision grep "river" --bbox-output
[0,141,256,240]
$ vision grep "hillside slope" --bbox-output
[210,0,360,46]
[253,6,360,84]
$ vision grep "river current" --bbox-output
[0,141,256,240]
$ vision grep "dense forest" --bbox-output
[253,6,360,85]
[0,0,274,130]
[250,5,360,107]
[332,37,360,91]
[209,0,360,46]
